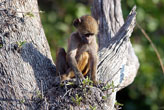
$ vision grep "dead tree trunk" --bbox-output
[92,0,139,109]
[0,0,55,109]
[0,0,139,110]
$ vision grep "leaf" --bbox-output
[25,12,34,17]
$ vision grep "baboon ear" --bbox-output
[73,18,81,27]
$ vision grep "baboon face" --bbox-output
[73,15,98,44]
[79,32,95,44]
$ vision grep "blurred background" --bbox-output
[38,0,164,110]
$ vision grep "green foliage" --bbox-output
[115,101,124,110]
[115,101,124,107]
[25,12,34,17]
[66,81,74,86]
[102,96,107,100]
[36,90,43,99]
[89,105,97,110]
[102,83,111,91]
[16,41,26,48]
[102,81,115,92]
[0,44,3,48]
[20,99,25,104]
[121,0,164,110]
[82,76,93,86]
[71,94,83,106]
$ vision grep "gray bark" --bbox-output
[0,0,55,109]
[92,0,139,110]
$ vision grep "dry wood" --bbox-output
[0,0,139,110]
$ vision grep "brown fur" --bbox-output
[60,52,90,81]
[55,48,68,76]
[73,15,98,35]
[56,15,98,84]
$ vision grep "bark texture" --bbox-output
[0,0,139,110]
[92,0,139,109]
[0,0,55,109]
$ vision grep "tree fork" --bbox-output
[0,0,139,110]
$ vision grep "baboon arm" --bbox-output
[89,42,98,83]
[66,33,80,73]
[90,53,98,73]
[90,53,98,84]
[67,49,79,73]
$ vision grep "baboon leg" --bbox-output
[61,52,90,81]
[55,48,68,76]
[78,52,90,76]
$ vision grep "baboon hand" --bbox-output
[75,71,85,85]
